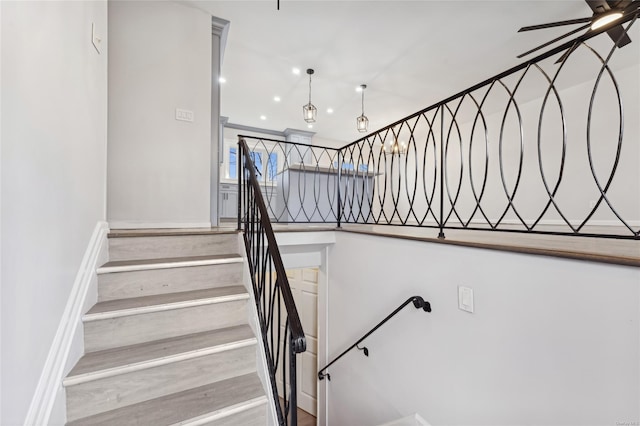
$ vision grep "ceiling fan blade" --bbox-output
[518,17,592,32]
[517,23,591,58]
[586,0,610,14]
[606,24,633,46]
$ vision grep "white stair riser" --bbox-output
[65,346,257,422]
[98,263,243,301]
[199,402,267,426]
[84,301,248,352]
[108,234,240,261]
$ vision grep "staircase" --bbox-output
[63,230,269,425]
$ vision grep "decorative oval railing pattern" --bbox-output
[239,14,639,241]
[337,15,639,239]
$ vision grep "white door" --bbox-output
[277,268,318,417]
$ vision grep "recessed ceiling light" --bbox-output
[274,96,281,102]
[327,108,334,114]
[219,77,226,84]
[307,124,313,129]
[292,67,301,75]
[355,86,363,92]
[260,115,267,120]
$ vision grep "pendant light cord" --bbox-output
[361,89,365,115]
[308,73,312,104]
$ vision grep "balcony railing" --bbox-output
[240,12,639,240]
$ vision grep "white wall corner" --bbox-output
[23,221,109,426]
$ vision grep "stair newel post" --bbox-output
[337,149,342,228]
[237,137,243,231]
[289,335,298,426]
[438,105,445,239]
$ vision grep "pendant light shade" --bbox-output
[357,84,369,133]
[303,69,317,123]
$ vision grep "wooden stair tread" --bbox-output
[108,229,240,238]
[66,373,267,426]
[84,286,249,320]
[65,325,256,384]
[97,254,242,274]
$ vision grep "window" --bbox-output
[229,147,237,180]
[223,140,281,184]
[333,161,369,172]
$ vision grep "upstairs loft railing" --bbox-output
[238,138,306,426]
[238,135,342,224]
[239,10,639,240]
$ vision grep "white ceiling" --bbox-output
[190,1,603,143]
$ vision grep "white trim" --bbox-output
[83,293,250,322]
[24,221,109,426]
[173,395,268,426]
[63,338,257,387]
[96,256,242,274]
[108,221,212,230]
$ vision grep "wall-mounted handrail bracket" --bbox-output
[356,344,369,356]
[318,295,431,381]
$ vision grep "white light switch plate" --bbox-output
[458,286,474,313]
[175,108,194,122]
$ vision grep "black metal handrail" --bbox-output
[318,296,431,381]
[337,11,639,240]
[239,11,639,241]
[238,137,306,426]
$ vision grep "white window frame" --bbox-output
[221,138,284,185]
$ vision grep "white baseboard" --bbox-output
[108,221,212,229]
[24,221,109,426]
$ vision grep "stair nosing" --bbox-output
[170,395,268,426]
[63,337,258,387]
[83,292,250,322]
[108,230,240,238]
[97,255,243,274]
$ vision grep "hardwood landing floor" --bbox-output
[296,407,316,426]
[278,398,316,426]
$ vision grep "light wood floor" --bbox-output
[277,399,316,426]
[112,222,639,266]
[296,407,316,426]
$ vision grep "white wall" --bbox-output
[0,1,108,424]
[107,1,213,228]
[326,232,639,425]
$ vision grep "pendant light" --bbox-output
[356,84,369,133]
[382,139,408,156]
[303,69,317,123]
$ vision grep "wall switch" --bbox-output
[175,108,194,122]
[458,286,474,313]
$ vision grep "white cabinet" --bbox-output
[219,183,238,218]
[219,182,279,220]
